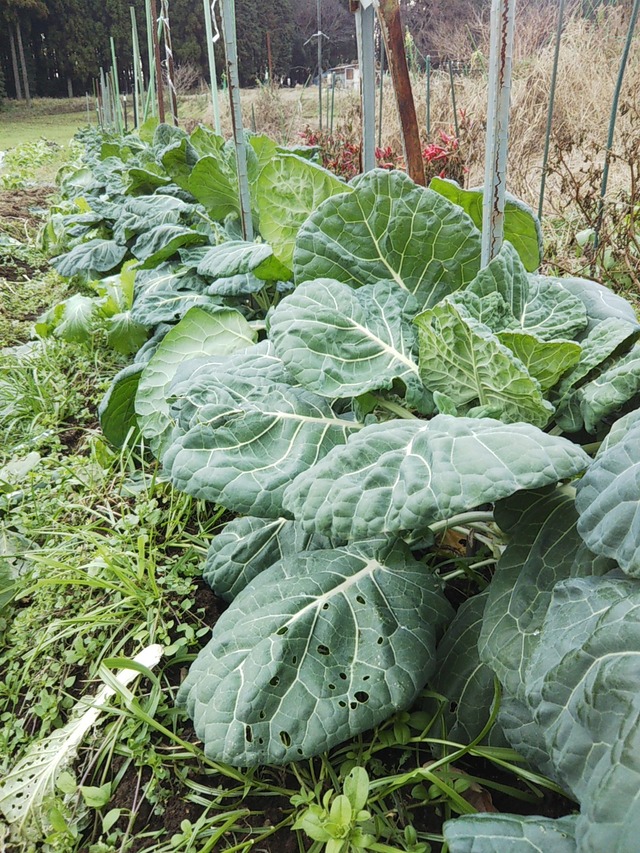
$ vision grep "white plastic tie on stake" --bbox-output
[211,0,220,42]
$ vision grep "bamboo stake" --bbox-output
[378,35,385,148]
[220,0,254,241]
[203,0,221,133]
[145,0,157,117]
[425,54,430,139]
[317,0,323,129]
[150,0,165,123]
[131,5,145,127]
[330,72,335,133]
[110,37,124,134]
[376,0,424,185]
[160,0,179,124]
[448,59,459,139]
[537,0,565,220]
[594,0,640,250]
[355,1,376,172]
[481,0,516,266]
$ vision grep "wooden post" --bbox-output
[9,30,23,100]
[16,20,31,107]
[375,0,424,185]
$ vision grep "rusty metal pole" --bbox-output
[375,0,424,185]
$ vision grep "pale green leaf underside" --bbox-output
[415,300,553,426]
[283,415,590,541]
[268,278,422,399]
[135,306,256,456]
[178,539,452,765]
[293,169,482,310]
[497,331,581,392]
[256,153,347,268]
[443,814,577,853]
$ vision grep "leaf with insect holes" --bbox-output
[177,538,452,765]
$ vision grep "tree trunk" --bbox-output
[67,77,74,98]
[376,0,424,185]
[16,20,31,107]
[9,30,23,100]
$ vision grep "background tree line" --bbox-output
[0,0,625,102]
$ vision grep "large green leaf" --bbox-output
[256,153,347,268]
[522,575,640,851]
[283,415,590,541]
[578,340,640,432]
[497,331,581,392]
[443,814,577,853]
[268,278,423,399]
[105,311,149,355]
[293,169,482,310]
[177,538,453,765]
[429,177,543,272]
[555,275,638,334]
[188,145,245,222]
[428,591,507,746]
[197,240,292,283]
[414,299,553,426]
[553,317,639,404]
[98,363,144,447]
[516,276,588,341]
[203,516,330,602]
[131,224,207,269]
[52,239,127,280]
[131,286,221,328]
[161,137,199,191]
[466,241,529,318]
[112,194,191,243]
[575,409,640,575]
[479,488,603,700]
[135,307,256,456]
[163,366,364,518]
[36,294,96,343]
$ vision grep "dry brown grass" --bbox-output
[183,3,639,253]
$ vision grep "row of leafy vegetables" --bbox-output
[39,118,640,852]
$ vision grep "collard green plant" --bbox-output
[45,128,640,850]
